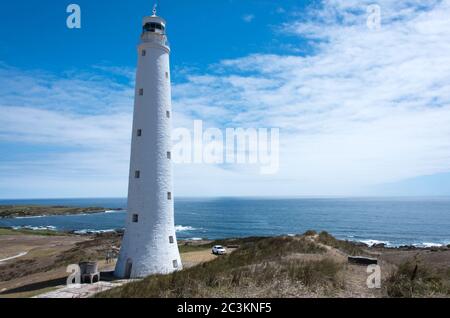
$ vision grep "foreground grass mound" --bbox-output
[386,260,450,297]
[97,236,344,298]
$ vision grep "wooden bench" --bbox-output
[348,256,378,265]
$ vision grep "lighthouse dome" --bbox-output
[142,6,166,35]
[142,16,166,34]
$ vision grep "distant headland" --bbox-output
[0,205,123,219]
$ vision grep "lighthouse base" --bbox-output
[114,233,183,279]
[114,255,183,279]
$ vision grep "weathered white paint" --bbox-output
[115,12,182,278]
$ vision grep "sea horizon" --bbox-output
[2,194,450,202]
[1,196,449,248]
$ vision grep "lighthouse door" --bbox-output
[125,259,133,279]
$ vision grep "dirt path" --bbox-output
[0,234,92,297]
[180,249,232,268]
[0,252,28,263]
[306,235,384,297]
[0,234,89,261]
[181,250,217,268]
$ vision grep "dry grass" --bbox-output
[0,234,119,283]
[0,227,64,236]
[3,230,448,298]
[385,260,450,297]
[97,236,344,298]
[317,231,365,256]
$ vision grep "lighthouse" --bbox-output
[115,6,182,278]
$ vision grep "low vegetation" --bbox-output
[303,230,318,236]
[0,233,120,283]
[385,260,450,297]
[0,227,64,236]
[55,234,120,265]
[0,205,119,219]
[317,231,365,256]
[97,236,344,298]
[2,229,449,298]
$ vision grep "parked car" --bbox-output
[212,245,227,255]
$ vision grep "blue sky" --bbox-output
[0,0,308,74]
[1,0,450,199]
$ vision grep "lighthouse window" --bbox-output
[169,236,174,244]
[165,72,169,79]
[167,151,171,159]
[144,23,164,33]
[132,214,139,223]
[135,170,140,178]
[137,129,142,137]
[173,260,178,269]
[166,111,171,118]
[139,88,144,96]
[141,49,146,56]
[167,192,172,200]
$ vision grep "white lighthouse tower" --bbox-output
[115,6,182,278]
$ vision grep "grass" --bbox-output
[55,235,119,265]
[97,236,342,298]
[178,237,277,253]
[285,258,343,287]
[385,260,450,297]
[178,243,210,253]
[0,234,120,283]
[0,205,111,219]
[317,231,365,256]
[0,227,65,236]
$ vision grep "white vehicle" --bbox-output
[212,245,227,255]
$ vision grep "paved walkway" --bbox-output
[34,280,132,298]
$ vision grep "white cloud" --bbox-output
[171,0,450,194]
[1,0,450,198]
[0,66,135,198]
[242,14,255,23]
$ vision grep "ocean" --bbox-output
[0,197,449,247]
